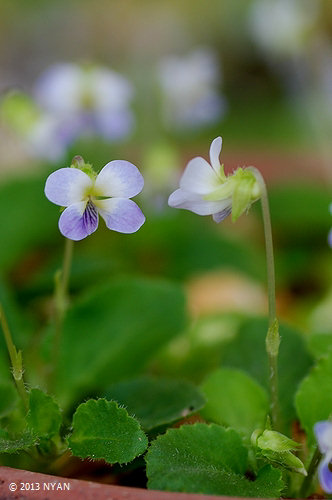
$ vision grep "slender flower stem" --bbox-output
[0,304,29,410]
[249,167,280,430]
[51,238,74,387]
[299,446,321,498]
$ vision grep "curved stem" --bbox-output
[248,167,280,430]
[50,238,74,390]
[0,304,28,410]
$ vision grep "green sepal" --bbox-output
[231,168,259,222]
[257,429,300,452]
[258,449,307,476]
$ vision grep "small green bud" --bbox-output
[266,318,280,357]
[70,156,97,179]
[257,430,299,452]
[251,428,263,447]
[252,428,306,476]
[71,155,85,168]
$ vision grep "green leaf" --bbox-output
[0,382,18,418]
[146,423,283,497]
[26,389,62,438]
[69,399,148,464]
[221,318,313,431]
[118,211,264,281]
[295,352,332,444]
[0,429,37,453]
[105,376,206,431]
[0,174,57,270]
[307,333,332,359]
[201,368,269,435]
[54,278,187,409]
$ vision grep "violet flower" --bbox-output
[168,137,260,223]
[34,63,134,141]
[314,420,332,493]
[45,160,145,241]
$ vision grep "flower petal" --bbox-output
[212,207,232,223]
[314,421,332,454]
[59,201,99,241]
[96,198,145,233]
[179,157,220,195]
[94,160,144,198]
[318,454,332,493]
[168,188,232,215]
[45,168,93,206]
[34,63,82,113]
[95,109,134,140]
[209,136,222,172]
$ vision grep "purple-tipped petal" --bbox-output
[96,198,145,233]
[179,157,220,195]
[59,201,99,241]
[212,206,232,223]
[45,168,93,206]
[314,421,332,454]
[318,455,332,493]
[168,188,232,216]
[209,136,222,172]
[95,160,144,198]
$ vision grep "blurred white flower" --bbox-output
[1,91,71,162]
[249,0,318,57]
[34,63,134,141]
[158,49,226,129]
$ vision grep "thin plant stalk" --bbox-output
[299,446,321,498]
[0,304,28,410]
[51,237,74,385]
[249,167,280,430]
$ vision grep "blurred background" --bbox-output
[0,0,331,386]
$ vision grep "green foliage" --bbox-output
[26,389,62,438]
[146,423,284,497]
[0,382,18,418]
[307,333,332,359]
[54,278,187,409]
[200,368,269,435]
[117,211,264,281]
[295,351,332,444]
[0,174,57,270]
[269,184,331,243]
[69,399,148,464]
[105,376,205,431]
[221,318,313,430]
[0,429,37,453]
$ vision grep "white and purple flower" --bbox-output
[314,420,332,493]
[34,63,134,142]
[168,137,260,222]
[45,160,145,241]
